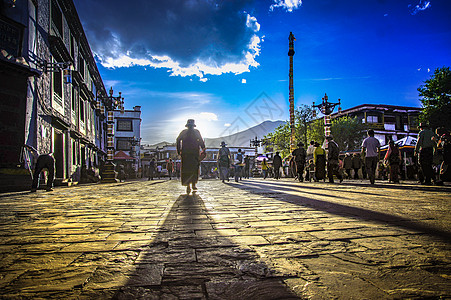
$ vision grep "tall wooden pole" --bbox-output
[288,32,296,152]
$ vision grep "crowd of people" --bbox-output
[22,119,449,193]
[210,126,450,186]
[172,119,450,194]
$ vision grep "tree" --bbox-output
[418,66,451,130]
[330,116,367,151]
[294,104,316,146]
[264,122,291,158]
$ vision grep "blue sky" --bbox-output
[74,0,451,145]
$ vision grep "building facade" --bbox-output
[113,106,142,178]
[331,104,421,146]
[0,0,112,189]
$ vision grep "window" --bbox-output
[51,0,63,38]
[80,99,85,122]
[366,115,379,123]
[71,86,77,111]
[116,138,131,150]
[117,119,133,131]
[78,54,85,79]
[70,35,76,60]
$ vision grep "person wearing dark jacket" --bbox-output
[292,142,307,182]
[326,136,343,183]
[24,144,55,192]
[273,152,283,179]
[176,119,206,194]
[352,153,362,179]
[343,153,353,179]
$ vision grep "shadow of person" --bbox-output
[113,194,300,299]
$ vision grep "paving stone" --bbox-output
[0,178,450,299]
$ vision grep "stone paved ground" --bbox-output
[0,178,450,299]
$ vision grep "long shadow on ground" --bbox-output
[113,193,300,299]
[231,180,451,242]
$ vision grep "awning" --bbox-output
[114,151,136,160]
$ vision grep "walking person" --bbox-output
[414,123,438,185]
[166,158,174,180]
[352,153,362,179]
[362,129,381,185]
[436,128,451,184]
[176,119,206,194]
[292,142,307,182]
[261,158,269,179]
[273,151,283,179]
[326,135,343,183]
[234,149,244,182]
[313,142,326,181]
[217,141,231,183]
[148,158,156,180]
[305,141,315,181]
[244,155,251,179]
[343,153,353,179]
[384,140,401,183]
[24,144,55,192]
[156,164,162,179]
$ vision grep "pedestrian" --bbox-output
[361,129,381,185]
[292,142,307,182]
[166,158,174,180]
[156,164,162,179]
[343,153,353,179]
[305,141,315,181]
[117,164,126,182]
[436,128,451,184]
[244,155,251,179]
[352,153,361,179]
[176,119,206,194]
[326,135,343,183]
[384,140,401,183]
[24,144,55,192]
[273,151,283,179]
[313,142,326,181]
[261,158,269,179]
[289,156,296,178]
[217,141,231,183]
[307,159,315,182]
[148,158,156,180]
[234,149,244,182]
[414,123,438,185]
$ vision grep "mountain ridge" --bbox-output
[204,120,285,148]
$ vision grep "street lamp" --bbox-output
[312,93,341,137]
[250,136,263,175]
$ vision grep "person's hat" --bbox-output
[326,135,333,140]
[220,141,227,146]
[297,142,304,147]
[418,122,428,128]
[185,119,196,127]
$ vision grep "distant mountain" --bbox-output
[205,120,285,148]
[145,141,174,148]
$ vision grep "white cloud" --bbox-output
[241,79,247,84]
[270,0,303,12]
[77,1,262,80]
[408,1,431,15]
[199,112,218,121]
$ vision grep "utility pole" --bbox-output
[288,32,296,152]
